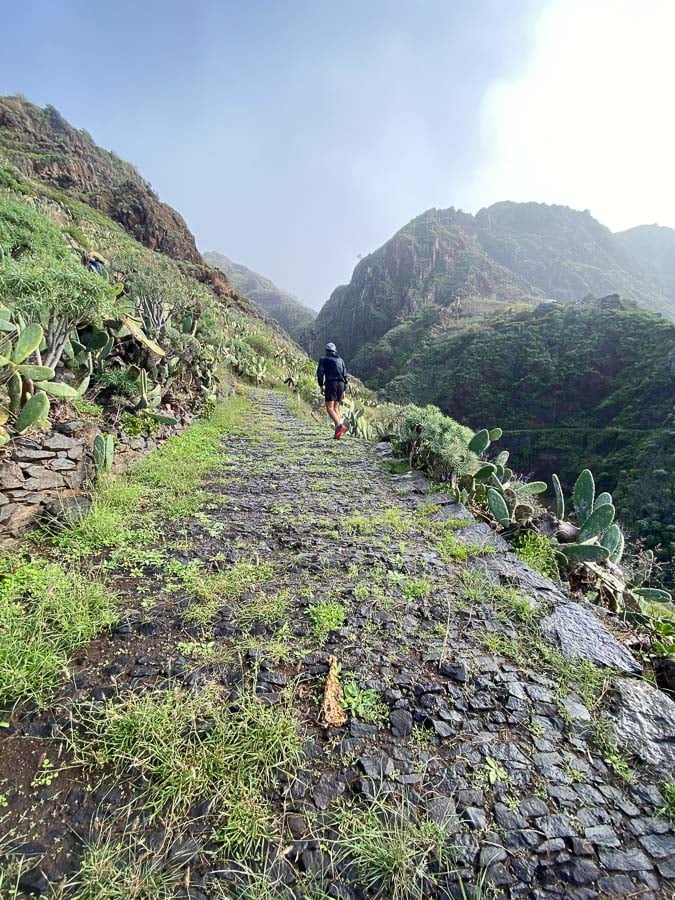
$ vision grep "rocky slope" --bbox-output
[205,251,316,341]
[2,391,674,898]
[0,95,243,304]
[0,96,201,263]
[616,223,675,295]
[304,202,674,365]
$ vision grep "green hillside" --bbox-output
[305,201,674,370]
[204,250,316,341]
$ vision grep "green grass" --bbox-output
[233,589,290,629]
[661,781,675,824]
[179,560,275,627]
[64,833,182,899]
[401,577,431,601]
[342,679,388,726]
[436,532,471,561]
[335,795,454,900]
[512,531,560,581]
[71,682,302,819]
[481,623,607,714]
[341,508,408,537]
[212,783,274,860]
[308,601,346,643]
[55,396,250,557]
[0,557,117,706]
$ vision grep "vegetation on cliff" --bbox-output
[204,251,316,342]
[305,201,674,367]
[0,108,309,454]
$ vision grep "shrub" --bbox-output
[512,531,560,581]
[394,404,475,481]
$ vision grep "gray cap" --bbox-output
[325,342,337,352]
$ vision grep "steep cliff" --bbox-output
[204,251,316,341]
[305,202,674,368]
[0,96,203,263]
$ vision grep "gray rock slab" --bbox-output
[49,458,77,471]
[540,602,641,675]
[0,461,25,489]
[468,552,567,604]
[610,677,675,771]
[391,469,431,494]
[42,432,80,450]
[23,470,65,491]
[453,522,510,552]
[373,442,393,457]
[430,501,474,523]
[11,448,54,462]
[598,848,654,872]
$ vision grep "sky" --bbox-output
[1,0,673,310]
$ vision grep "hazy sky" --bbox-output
[1,0,673,309]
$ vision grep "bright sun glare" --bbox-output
[471,0,675,231]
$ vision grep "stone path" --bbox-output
[2,391,674,898]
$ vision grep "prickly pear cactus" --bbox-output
[93,433,115,474]
[573,469,595,525]
[578,502,615,543]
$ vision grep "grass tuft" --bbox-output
[70,682,303,818]
[0,557,117,706]
[64,832,182,899]
[335,794,455,900]
[308,601,346,643]
[179,560,275,627]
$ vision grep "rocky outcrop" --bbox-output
[305,202,674,367]
[0,97,200,264]
[540,602,642,676]
[610,678,675,770]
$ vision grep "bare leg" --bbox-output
[325,401,340,428]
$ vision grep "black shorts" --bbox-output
[324,381,345,402]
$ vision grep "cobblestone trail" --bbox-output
[2,391,674,898]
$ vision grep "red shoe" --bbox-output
[334,424,348,440]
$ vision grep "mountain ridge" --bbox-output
[304,200,674,365]
[204,251,316,341]
[0,94,239,304]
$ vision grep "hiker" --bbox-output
[82,250,106,275]
[317,342,348,439]
[89,251,107,275]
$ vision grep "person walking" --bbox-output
[317,342,348,439]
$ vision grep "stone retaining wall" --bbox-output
[0,414,192,538]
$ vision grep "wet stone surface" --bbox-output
[0,391,673,898]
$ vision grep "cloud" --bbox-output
[468,0,675,231]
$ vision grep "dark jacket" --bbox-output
[317,350,348,388]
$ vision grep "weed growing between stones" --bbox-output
[661,782,675,824]
[334,793,455,900]
[511,530,560,582]
[0,842,31,899]
[63,830,182,899]
[233,588,290,629]
[176,559,274,627]
[308,601,346,643]
[212,783,275,860]
[402,577,431,601]
[70,681,303,819]
[342,678,389,725]
[0,557,116,706]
